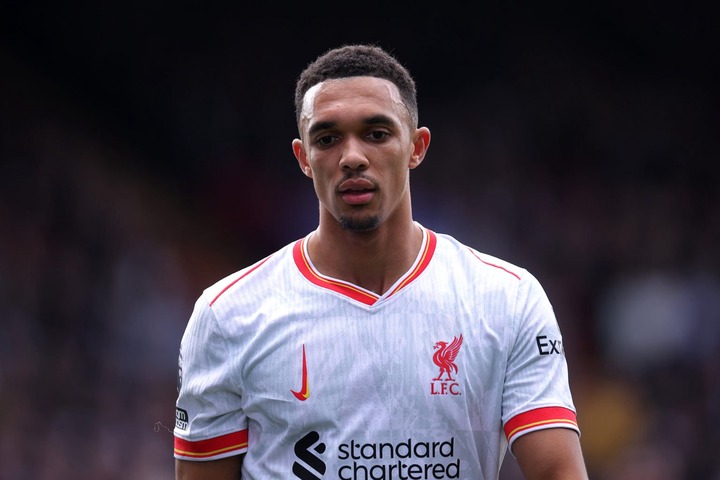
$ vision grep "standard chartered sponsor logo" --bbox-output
[336,437,459,480]
[293,431,327,480]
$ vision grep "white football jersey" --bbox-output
[174,223,579,479]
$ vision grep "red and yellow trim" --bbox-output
[174,430,248,460]
[504,406,579,446]
[387,229,436,296]
[293,228,437,306]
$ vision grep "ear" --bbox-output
[292,138,313,178]
[409,127,431,169]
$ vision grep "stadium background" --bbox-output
[1,6,718,479]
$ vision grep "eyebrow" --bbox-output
[307,120,336,137]
[307,114,397,137]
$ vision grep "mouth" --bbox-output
[338,178,376,205]
[340,189,374,205]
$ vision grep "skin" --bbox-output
[176,75,588,480]
[176,455,243,480]
[514,429,589,480]
[292,76,431,295]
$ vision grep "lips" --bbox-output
[338,178,375,205]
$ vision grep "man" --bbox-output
[174,44,589,479]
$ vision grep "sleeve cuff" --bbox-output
[174,429,248,461]
[504,406,579,451]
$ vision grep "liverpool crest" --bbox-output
[431,334,463,395]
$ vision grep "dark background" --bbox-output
[1,5,718,479]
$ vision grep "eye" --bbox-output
[315,135,337,147]
[367,130,390,141]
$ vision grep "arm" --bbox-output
[176,454,244,480]
[513,428,588,480]
[174,298,247,477]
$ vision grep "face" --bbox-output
[292,76,430,232]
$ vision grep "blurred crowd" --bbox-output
[1,38,718,480]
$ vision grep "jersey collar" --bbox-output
[292,224,437,306]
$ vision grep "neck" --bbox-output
[307,217,423,295]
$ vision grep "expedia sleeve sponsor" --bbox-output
[535,335,564,355]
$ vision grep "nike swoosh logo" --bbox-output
[291,344,310,401]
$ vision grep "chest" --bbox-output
[231,298,512,424]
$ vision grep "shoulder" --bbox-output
[202,239,300,308]
[432,230,526,283]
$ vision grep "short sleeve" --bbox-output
[502,272,580,452]
[173,295,248,461]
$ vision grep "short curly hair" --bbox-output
[294,44,418,130]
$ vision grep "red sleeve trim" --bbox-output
[174,430,248,460]
[504,406,578,444]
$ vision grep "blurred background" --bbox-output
[1,4,718,479]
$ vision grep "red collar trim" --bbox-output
[292,228,437,306]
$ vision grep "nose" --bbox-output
[338,136,369,171]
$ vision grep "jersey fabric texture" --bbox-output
[174,223,580,479]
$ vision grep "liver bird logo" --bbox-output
[432,334,463,381]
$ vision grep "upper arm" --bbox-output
[176,454,244,480]
[174,298,248,461]
[512,428,588,480]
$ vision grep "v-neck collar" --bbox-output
[292,224,437,306]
